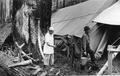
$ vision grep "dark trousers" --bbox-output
[86,46,96,62]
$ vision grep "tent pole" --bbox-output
[97,52,118,75]
[97,61,108,75]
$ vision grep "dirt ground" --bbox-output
[0,46,120,76]
[45,51,120,75]
[41,52,106,76]
[0,23,120,75]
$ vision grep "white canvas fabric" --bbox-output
[93,0,120,25]
[51,0,115,37]
[51,0,115,54]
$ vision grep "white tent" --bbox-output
[51,0,115,37]
[51,0,116,55]
[92,0,120,54]
[93,0,120,25]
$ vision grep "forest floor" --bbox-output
[0,23,120,76]
[0,50,108,76]
[42,51,120,76]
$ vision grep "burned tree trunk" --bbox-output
[63,0,65,7]
[12,1,38,59]
[40,0,52,35]
[12,0,52,62]
[12,0,23,21]
[32,0,52,59]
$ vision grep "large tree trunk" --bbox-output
[40,0,52,35]
[12,0,23,21]
[12,0,52,62]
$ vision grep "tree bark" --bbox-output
[40,0,52,35]
[63,0,65,7]
[12,0,52,63]
[56,0,58,9]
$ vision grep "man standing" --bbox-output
[43,27,55,67]
[82,26,96,63]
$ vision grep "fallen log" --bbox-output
[21,53,32,57]
[8,60,32,68]
[15,41,39,62]
[21,50,38,61]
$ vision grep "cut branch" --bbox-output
[8,60,32,68]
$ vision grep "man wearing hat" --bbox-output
[82,26,96,64]
[43,27,55,67]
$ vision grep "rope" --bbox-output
[112,37,120,45]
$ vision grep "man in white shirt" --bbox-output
[43,27,55,67]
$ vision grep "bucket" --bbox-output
[81,57,88,66]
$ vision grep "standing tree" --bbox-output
[63,0,65,7]
[12,0,52,62]
[40,0,52,35]
[33,0,52,60]
[12,0,23,21]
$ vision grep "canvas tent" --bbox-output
[51,0,117,56]
[93,0,120,53]
[93,0,120,25]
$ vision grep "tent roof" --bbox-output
[93,0,120,25]
[51,0,115,37]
